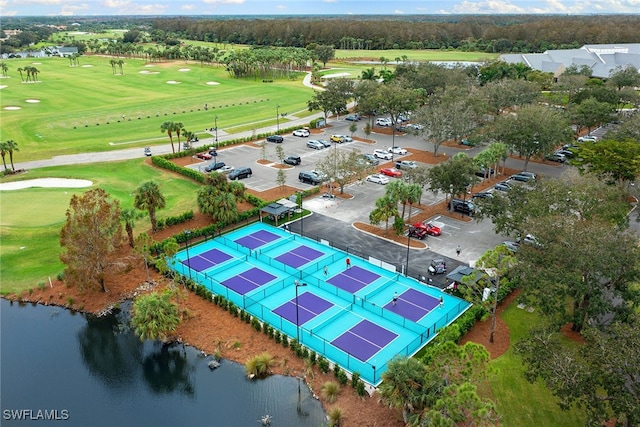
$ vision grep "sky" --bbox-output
[1,0,639,17]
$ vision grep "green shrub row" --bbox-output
[156,210,194,230]
[150,156,207,183]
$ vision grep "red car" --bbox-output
[379,167,402,178]
[408,222,442,239]
[196,152,213,160]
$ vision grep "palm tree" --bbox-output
[133,181,166,233]
[117,59,124,75]
[361,67,377,80]
[0,62,8,77]
[5,140,18,171]
[174,122,184,152]
[160,121,176,153]
[120,208,139,247]
[378,356,429,424]
[109,59,117,75]
[0,141,9,172]
[17,67,24,82]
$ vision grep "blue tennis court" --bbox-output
[182,248,234,272]
[234,229,281,250]
[327,266,381,293]
[275,245,325,268]
[273,292,334,326]
[332,320,398,362]
[170,222,471,386]
[384,288,441,322]
[221,267,278,295]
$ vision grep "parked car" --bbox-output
[428,259,447,275]
[545,152,566,163]
[395,160,417,169]
[578,135,598,142]
[472,191,494,199]
[494,181,513,191]
[361,154,380,165]
[311,170,328,181]
[283,155,301,166]
[555,149,574,158]
[205,161,226,172]
[511,171,537,182]
[388,146,408,155]
[318,139,331,148]
[219,165,234,174]
[475,167,495,178]
[375,118,392,127]
[144,147,152,156]
[299,171,323,185]
[307,140,325,150]
[228,167,252,180]
[345,114,360,121]
[266,135,284,143]
[373,149,393,160]
[380,167,402,178]
[502,241,520,252]
[196,152,213,160]
[293,129,310,137]
[366,174,390,185]
[409,222,442,239]
[449,199,475,215]
[341,135,353,142]
[330,135,345,143]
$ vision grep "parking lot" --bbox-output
[187,116,582,284]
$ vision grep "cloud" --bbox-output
[276,4,286,9]
[394,9,405,14]
[12,0,64,5]
[60,2,90,15]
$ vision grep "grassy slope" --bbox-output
[0,159,201,293]
[489,304,587,427]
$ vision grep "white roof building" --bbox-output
[500,43,640,78]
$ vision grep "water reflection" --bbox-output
[0,299,326,427]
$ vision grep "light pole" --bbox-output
[214,115,219,149]
[405,225,411,277]
[184,230,192,280]
[276,104,280,133]
[298,192,304,237]
[295,280,307,342]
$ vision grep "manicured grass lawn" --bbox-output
[489,303,587,427]
[0,56,314,162]
[0,159,202,294]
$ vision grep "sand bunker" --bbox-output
[178,68,190,72]
[166,80,181,84]
[81,65,93,68]
[4,106,21,110]
[0,85,7,90]
[0,178,93,191]
[206,81,220,86]
[26,99,40,103]
[139,70,159,74]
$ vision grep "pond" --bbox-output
[0,299,326,427]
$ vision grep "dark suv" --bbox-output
[228,167,252,180]
[298,171,322,185]
[283,155,301,166]
[266,135,284,143]
[449,199,475,215]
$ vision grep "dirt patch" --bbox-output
[459,289,522,359]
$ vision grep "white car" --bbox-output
[220,165,234,174]
[293,129,310,137]
[366,174,390,185]
[341,135,353,142]
[373,149,393,160]
[375,118,392,127]
[388,146,408,155]
[577,135,597,142]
